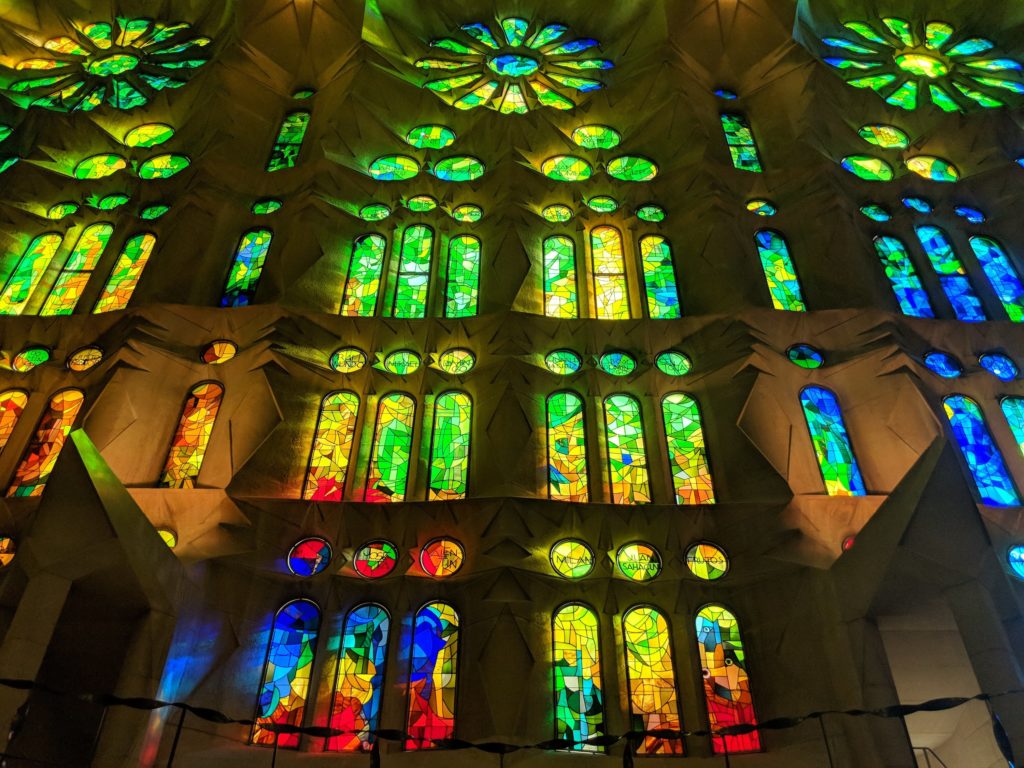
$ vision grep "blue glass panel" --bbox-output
[914,226,986,321]
[968,236,1024,322]
[328,603,390,751]
[979,353,1018,381]
[799,387,867,496]
[872,236,934,317]
[923,351,962,378]
[943,395,1020,506]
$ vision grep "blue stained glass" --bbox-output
[943,395,1020,506]
[860,204,891,222]
[222,229,272,307]
[902,196,932,214]
[923,351,962,378]
[914,226,986,322]
[872,236,934,318]
[980,353,1018,381]
[754,229,804,311]
[714,88,738,99]
[1008,545,1024,580]
[787,344,824,368]
[968,236,1024,322]
[799,386,867,496]
[954,206,986,224]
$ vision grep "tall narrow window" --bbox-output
[662,393,715,504]
[968,236,1024,322]
[639,235,681,318]
[341,234,387,317]
[553,603,604,752]
[392,225,434,319]
[364,393,415,502]
[159,382,223,489]
[0,233,64,315]
[428,391,471,501]
[406,601,459,750]
[799,386,866,496]
[623,606,684,755]
[92,233,157,314]
[872,235,934,318]
[222,228,273,307]
[543,235,578,318]
[0,390,28,453]
[695,604,761,755]
[266,111,311,172]
[547,391,589,502]
[943,394,1020,506]
[302,391,360,502]
[914,226,986,321]
[252,599,321,747]
[720,114,763,172]
[754,230,805,311]
[445,235,480,318]
[40,223,113,315]
[604,394,651,504]
[591,226,629,319]
[6,389,84,497]
[1000,396,1024,460]
[328,603,390,752]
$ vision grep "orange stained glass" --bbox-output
[590,226,629,319]
[420,537,465,577]
[302,391,360,502]
[0,390,28,453]
[7,389,85,497]
[623,606,684,755]
[159,382,223,488]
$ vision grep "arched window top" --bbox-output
[341,233,388,318]
[547,390,589,502]
[662,392,715,505]
[943,394,1020,506]
[552,601,604,752]
[328,601,391,752]
[429,390,472,501]
[407,600,460,749]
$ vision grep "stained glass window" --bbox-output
[543,235,578,318]
[392,225,434,319]
[547,392,589,502]
[341,234,387,317]
[553,603,604,752]
[445,235,480,318]
[303,391,360,502]
[327,603,390,752]
[222,229,273,307]
[639,235,680,318]
[720,114,763,172]
[251,599,320,747]
[0,390,28,453]
[695,605,761,754]
[0,233,64,315]
[754,230,805,311]
[872,235,934,318]
[428,392,472,501]
[914,226,985,321]
[159,382,223,489]
[662,393,715,504]
[364,393,415,502]
[591,226,629,319]
[604,394,651,504]
[800,387,867,496]
[40,223,113,315]
[92,233,157,313]
[1000,397,1024,461]
[267,111,311,172]
[622,606,684,755]
[406,601,459,749]
[943,394,1020,506]
[7,389,84,498]
[968,236,1024,322]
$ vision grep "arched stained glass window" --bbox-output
[591,226,630,319]
[327,603,390,752]
[662,393,715,504]
[695,604,761,754]
[604,394,651,504]
[913,226,985,321]
[544,235,578,318]
[406,601,459,750]
[943,394,1020,506]
[428,391,471,501]
[872,235,934,318]
[754,230,805,311]
[341,234,387,317]
[968,236,1024,322]
[0,233,64,315]
[1000,397,1024,460]
[0,390,28,453]
[553,603,604,752]
[445,235,480,318]
[6,389,84,497]
[547,391,589,502]
[302,391,360,502]
[159,382,223,489]
[392,225,434,319]
[267,111,311,172]
[799,386,866,496]
[222,229,272,307]
[639,235,681,318]
[251,599,321,747]
[720,114,763,172]
[40,223,113,315]
[622,606,684,755]
[364,393,415,502]
[92,233,157,314]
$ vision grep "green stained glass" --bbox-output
[824,58,882,71]
[529,24,568,49]
[454,80,499,110]
[220,229,272,307]
[433,156,485,182]
[591,226,629,319]
[416,57,472,70]
[848,74,897,91]
[788,344,825,369]
[823,36,876,54]
[544,235,578,318]
[123,122,174,147]
[0,233,64,315]
[437,349,475,375]
[553,604,605,751]
[953,82,1003,108]
[598,352,636,377]
[947,38,995,57]
[622,606,684,755]
[85,53,140,76]
[392,225,433,318]
[964,59,1023,73]
[364,393,415,502]
[359,204,391,221]
[906,156,959,182]
[95,193,129,210]
[291,87,315,99]
[550,540,594,579]
[686,542,729,580]
[531,81,576,110]
[586,196,617,213]
[382,351,421,375]
[462,22,500,49]
[571,125,620,149]
[542,155,592,182]
[46,202,78,220]
[74,153,126,180]
[40,222,113,316]
[107,80,147,109]
[140,204,170,220]
[445,234,480,318]
[330,347,367,373]
[656,351,692,376]
[430,38,473,54]
[969,76,1024,94]
[604,394,651,504]
[858,124,909,149]
[451,204,482,222]
[252,198,282,215]
[560,59,614,71]
[545,350,582,375]
[428,391,472,500]
[369,155,419,181]
[755,229,805,311]
[636,205,665,222]
[93,233,157,313]
[929,84,961,112]
[547,391,588,501]
[881,17,915,46]
[606,155,658,181]
[498,84,528,115]
[12,346,50,372]
[407,195,437,212]
[885,81,918,110]
[267,112,311,171]
[542,205,573,222]
[0,157,17,175]
[840,155,893,181]
[81,22,112,47]
[719,115,762,172]
[488,54,540,77]
[895,52,949,76]
[406,125,456,149]
[425,74,478,93]
[341,234,387,317]
[800,386,866,496]
[925,21,954,49]
[843,21,885,43]
[501,17,529,47]
[662,393,715,504]
[137,153,190,179]
[640,235,681,319]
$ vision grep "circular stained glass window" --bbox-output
[1008,545,1024,580]
[201,340,237,365]
[542,204,573,222]
[787,344,824,369]
[405,124,456,149]
[545,350,582,375]
[616,542,662,582]
[66,346,103,372]
[923,350,962,378]
[47,201,79,220]
[12,346,50,373]
[359,203,391,221]
[571,125,621,150]
[382,350,421,375]
[124,122,175,148]
[287,537,332,577]
[550,539,595,579]
[433,155,485,182]
[598,351,636,376]
[157,528,177,549]
[685,542,729,581]
[859,204,890,222]
[353,540,398,579]
[407,195,437,212]
[746,199,777,216]
[437,348,475,374]
[954,205,985,224]
[420,537,465,578]
[541,155,593,182]
[606,155,658,181]
[714,87,738,99]
[368,155,419,181]
[980,352,1018,381]
[451,204,483,222]
[331,347,367,373]
[586,195,618,214]
[655,351,691,376]
[0,536,16,567]
[635,204,665,222]
[902,196,932,214]
[252,198,282,215]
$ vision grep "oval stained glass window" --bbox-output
[0,536,15,567]
[353,539,399,579]
[74,153,127,179]
[252,198,282,215]
[685,542,729,580]
[550,539,595,579]
[1009,545,1024,580]
[787,344,824,369]
[420,537,465,578]
[902,196,932,214]
[433,155,485,181]
[66,346,103,372]
[359,203,391,221]
[437,348,476,374]
[330,347,367,373]
[586,195,618,213]
[746,199,777,216]
[542,204,573,222]
[857,124,910,149]
[860,204,891,221]
[606,155,658,181]
[655,351,691,376]
[12,346,49,372]
[541,155,593,182]
[840,155,893,181]
[906,156,959,182]
[123,122,175,147]
[545,350,582,375]
[616,542,662,582]
[368,155,419,181]
[97,193,130,210]
[635,204,665,222]
[451,204,483,222]
[571,125,621,149]
[923,350,962,378]
[140,204,170,220]
[382,350,421,375]
[201,340,237,365]
[138,154,190,179]
[980,352,1018,381]
[287,537,332,577]
[406,124,456,149]
[954,206,985,224]
[598,351,636,376]
[47,202,79,220]
[406,195,437,212]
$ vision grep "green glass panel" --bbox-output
[46,202,79,219]
[953,82,1003,108]
[929,84,961,112]
[430,38,473,55]
[407,195,437,212]
[221,229,272,307]
[428,391,472,500]
[547,73,603,92]
[425,74,478,93]
[547,392,588,501]
[598,352,636,377]
[266,112,311,171]
[137,154,189,179]
[858,124,909,149]
[970,76,1024,94]
[542,204,573,222]
[392,225,433,318]
[405,124,456,149]
[501,18,528,47]
[550,540,594,578]
[487,54,540,77]
[432,156,485,181]
[840,155,893,181]
[571,125,620,149]
[662,393,715,504]
[140,204,170,220]
[881,17,915,46]
[636,205,665,222]
[364,393,415,502]
[528,24,568,49]
[359,204,391,221]
[885,81,918,110]
[640,235,680,319]
[544,235,577,318]
[606,155,658,181]
[461,23,500,49]
[800,387,866,496]
[847,74,897,92]
[252,198,282,215]
[843,21,885,44]
[40,222,114,316]
[382,351,421,375]
[655,351,691,376]
[341,234,387,317]
[859,204,890,221]
[453,80,499,110]
[906,156,959,182]
[96,193,129,210]
[330,347,366,373]
[586,196,618,213]
[925,21,954,49]
[553,604,605,751]
[946,38,994,57]
[437,349,475,375]
[0,233,64,315]
[368,155,419,181]
[93,233,157,313]
[542,155,592,181]
[445,234,480,318]
[73,153,126,179]
[545,350,582,375]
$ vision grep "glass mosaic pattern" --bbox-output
[788,344,824,369]
[7,389,84,497]
[0,390,28,453]
[980,353,1018,381]
[754,230,805,311]
[0,233,64,315]
[1009,545,1024,580]
[327,604,390,751]
[365,393,415,502]
[66,346,103,371]
[286,538,331,577]
[553,603,604,752]
[420,538,465,577]
[623,606,684,755]
[914,226,985,321]
[303,392,360,502]
[352,540,398,579]
[639,235,680,318]
[543,235,578,318]
[428,392,472,501]
[406,602,459,749]
[591,226,629,319]
[800,387,867,496]
[393,226,434,318]
[92,232,157,313]
[550,539,594,579]
[445,235,480,318]
[40,223,113,315]
[604,394,651,504]
[267,111,311,171]
[598,351,635,377]
[686,542,729,580]
[545,350,582,375]
[662,393,716,504]
[616,543,662,581]
[999,397,1024,461]
[924,351,962,378]
[606,156,658,182]
[222,229,273,307]
[968,236,1024,322]
[341,234,387,317]
[159,382,223,489]
[437,349,475,375]
[656,351,692,376]
[547,392,588,501]
[331,348,366,373]
[872,235,934,317]
[944,395,1020,506]
[720,114,763,172]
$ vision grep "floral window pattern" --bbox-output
[303,392,360,502]
[364,393,415,503]
[553,603,604,752]
[406,601,459,749]
[623,606,684,755]
[159,382,223,489]
[341,234,387,317]
[547,391,589,502]
[327,603,390,752]
[7,389,85,497]
[428,392,472,501]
